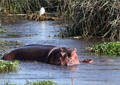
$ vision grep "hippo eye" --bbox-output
[63,54,66,58]
[61,52,66,58]
[67,52,71,57]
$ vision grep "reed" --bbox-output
[0,0,65,14]
[0,0,41,14]
[60,0,120,41]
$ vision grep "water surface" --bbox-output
[0,21,120,85]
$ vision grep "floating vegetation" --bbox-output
[0,60,19,73]
[0,26,8,33]
[25,14,59,21]
[4,82,16,85]
[4,80,58,85]
[26,80,58,85]
[88,42,120,56]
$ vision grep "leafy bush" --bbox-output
[88,42,120,55]
[0,60,19,73]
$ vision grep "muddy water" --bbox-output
[0,21,120,85]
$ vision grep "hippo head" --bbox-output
[48,48,80,66]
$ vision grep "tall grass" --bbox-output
[60,0,120,41]
[0,0,41,14]
[0,0,65,14]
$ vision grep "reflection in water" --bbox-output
[40,21,46,39]
[41,21,46,29]
[0,21,120,85]
[72,77,74,85]
[0,19,1,26]
[66,66,79,71]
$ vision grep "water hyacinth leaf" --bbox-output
[25,80,58,85]
[0,60,19,73]
[88,42,120,56]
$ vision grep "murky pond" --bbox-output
[0,20,120,85]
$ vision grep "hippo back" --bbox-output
[3,44,56,62]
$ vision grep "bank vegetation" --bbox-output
[0,0,120,40]
[60,0,120,41]
[88,42,120,56]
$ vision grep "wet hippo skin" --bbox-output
[2,44,81,66]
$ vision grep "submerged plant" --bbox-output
[88,42,120,55]
[0,60,19,73]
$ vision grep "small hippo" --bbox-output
[2,44,92,66]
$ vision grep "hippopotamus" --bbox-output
[2,44,93,66]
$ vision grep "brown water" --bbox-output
[0,21,120,85]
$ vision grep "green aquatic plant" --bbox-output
[25,80,58,85]
[4,82,16,85]
[0,26,8,33]
[88,42,120,55]
[3,80,57,85]
[0,60,19,73]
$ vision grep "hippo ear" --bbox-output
[60,48,63,52]
[73,48,77,53]
[71,48,77,56]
